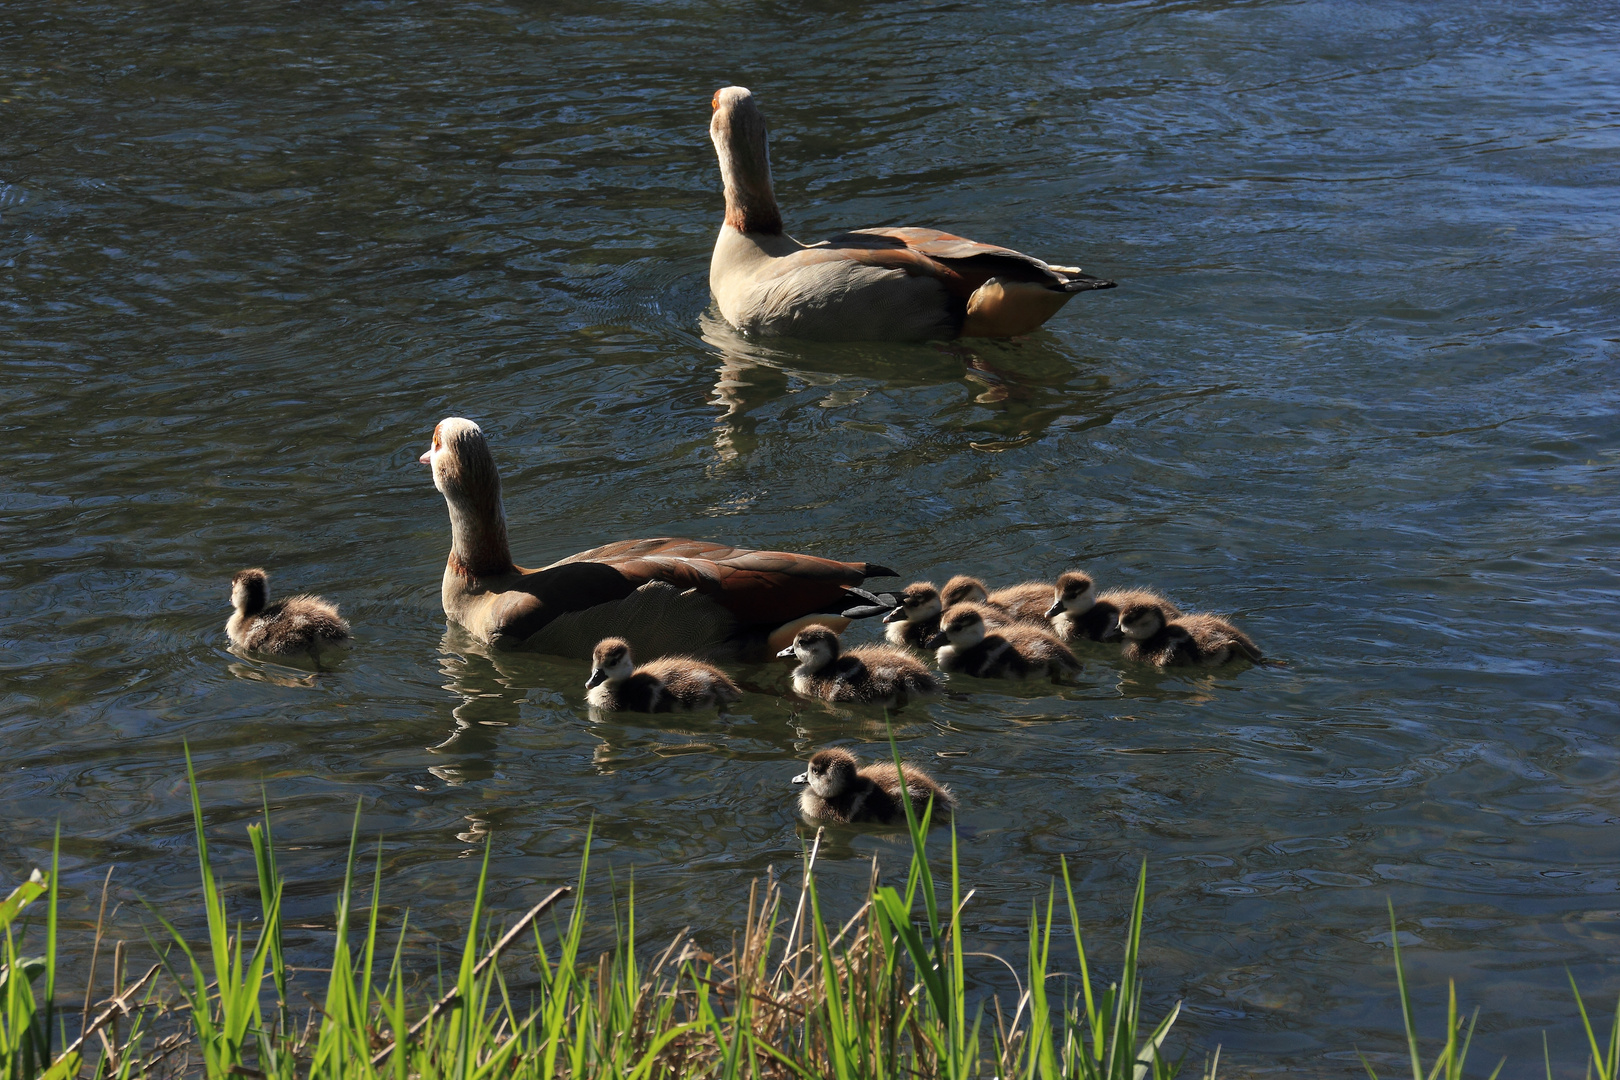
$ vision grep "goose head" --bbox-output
[777,624,840,670]
[231,567,269,617]
[792,747,858,798]
[1117,601,1169,640]
[1044,571,1097,619]
[926,603,990,650]
[421,418,513,577]
[941,575,990,607]
[883,582,941,625]
[586,637,635,690]
[710,86,782,235]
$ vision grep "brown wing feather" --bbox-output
[832,227,1114,294]
[837,227,1039,264]
[542,537,879,626]
[773,240,979,301]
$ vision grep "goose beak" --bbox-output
[584,669,607,689]
[792,771,808,785]
[1043,600,1065,619]
[776,645,796,659]
[418,449,433,465]
[924,632,947,649]
[881,606,906,624]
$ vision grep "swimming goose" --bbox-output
[793,747,955,825]
[1116,600,1263,667]
[708,86,1116,341]
[881,581,943,648]
[927,603,1080,681]
[777,625,941,707]
[585,637,741,712]
[422,417,897,660]
[226,568,350,661]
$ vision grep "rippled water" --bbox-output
[3,0,1618,1072]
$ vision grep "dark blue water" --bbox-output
[2,0,1617,1072]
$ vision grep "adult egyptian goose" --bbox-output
[226,568,350,662]
[777,625,941,708]
[708,86,1116,341]
[1116,600,1263,667]
[585,637,742,712]
[421,418,897,660]
[792,747,955,825]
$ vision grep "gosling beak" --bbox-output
[1043,600,1065,619]
[924,632,947,649]
[418,449,433,465]
[792,771,808,785]
[584,669,608,689]
[776,646,796,659]
[881,606,907,624]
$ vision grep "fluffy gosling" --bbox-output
[1060,586,1184,642]
[927,603,1080,681]
[1116,601,1262,667]
[793,747,955,825]
[881,581,943,648]
[778,625,940,708]
[586,637,742,712]
[941,574,990,608]
[226,568,350,661]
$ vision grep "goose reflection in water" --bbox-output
[699,312,1116,461]
[430,624,532,786]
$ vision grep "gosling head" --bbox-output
[1117,601,1169,641]
[792,747,859,798]
[230,568,269,617]
[1044,571,1097,619]
[777,624,841,669]
[882,582,941,625]
[941,575,990,607]
[926,604,990,650]
[586,637,635,689]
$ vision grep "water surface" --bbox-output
[2,0,1618,1073]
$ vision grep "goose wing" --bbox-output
[826,228,1115,293]
[545,537,896,625]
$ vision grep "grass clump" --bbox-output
[0,745,1198,1079]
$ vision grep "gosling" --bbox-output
[585,637,742,712]
[987,571,1108,628]
[226,568,350,661]
[778,625,941,708]
[1058,585,1184,643]
[940,574,1018,626]
[941,574,991,607]
[927,603,1080,681]
[793,747,955,825]
[1116,601,1262,667]
[882,581,943,648]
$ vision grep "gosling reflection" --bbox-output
[225,660,320,689]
